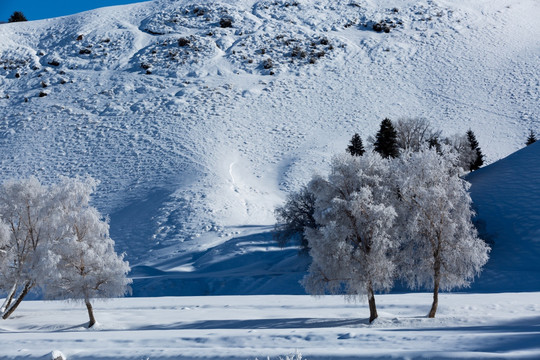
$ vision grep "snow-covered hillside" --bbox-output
[0,0,539,295]
[467,142,540,292]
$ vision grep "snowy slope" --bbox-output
[467,142,540,292]
[0,0,539,295]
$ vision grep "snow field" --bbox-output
[0,0,539,295]
[1,1,539,357]
[1,293,539,359]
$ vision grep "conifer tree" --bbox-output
[428,136,442,153]
[526,130,537,146]
[346,133,365,156]
[466,130,484,171]
[374,118,399,158]
[8,11,27,22]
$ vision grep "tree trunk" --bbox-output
[85,299,96,328]
[367,282,378,323]
[428,262,441,318]
[0,283,18,314]
[2,282,32,320]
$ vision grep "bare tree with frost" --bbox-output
[0,178,58,319]
[0,221,14,314]
[395,118,441,153]
[45,177,132,328]
[395,148,489,318]
[302,153,397,323]
[274,186,316,252]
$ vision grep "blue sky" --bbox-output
[1,0,149,22]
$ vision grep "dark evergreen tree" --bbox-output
[374,118,399,158]
[428,135,442,154]
[466,129,484,171]
[8,11,27,22]
[346,133,365,156]
[526,130,537,146]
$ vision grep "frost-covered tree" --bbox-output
[374,118,399,158]
[45,177,131,328]
[0,177,131,324]
[302,153,397,322]
[346,133,365,157]
[526,130,537,146]
[274,186,316,252]
[0,221,14,314]
[428,135,442,153]
[395,148,490,318]
[0,178,58,319]
[395,118,441,153]
[443,134,477,172]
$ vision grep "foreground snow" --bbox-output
[1,293,539,359]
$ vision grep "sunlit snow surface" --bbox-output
[0,293,539,359]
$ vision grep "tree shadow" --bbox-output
[385,315,540,352]
[140,317,370,330]
[387,315,540,334]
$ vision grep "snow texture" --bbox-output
[0,0,539,296]
[0,1,539,358]
[0,293,539,359]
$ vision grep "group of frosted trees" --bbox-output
[350,117,484,171]
[278,118,490,322]
[0,177,131,327]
